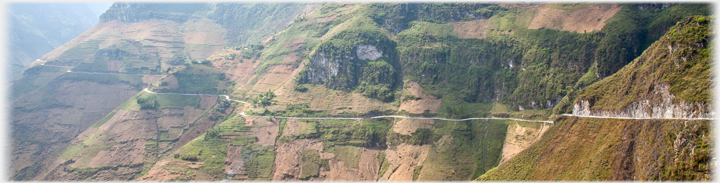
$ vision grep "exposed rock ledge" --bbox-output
[572,84,714,119]
[304,44,385,86]
[356,44,383,60]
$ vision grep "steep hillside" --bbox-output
[9,3,98,77]
[478,117,711,180]
[367,3,709,114]
[9,2,311,181]
[573,16,713,119]
[9,2,712,181]
[39,93,221,180]
[477,16,713,181]
[10,73,147,180]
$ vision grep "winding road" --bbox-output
[42,61,711,123]
[142,88,554,123]
[239,112,555,123]
[39,62,162,76]
[559,114,714,121]
[67,70,163,76]
[143,88,250,104]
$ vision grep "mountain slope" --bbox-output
[9,3,98,77]
[9,3,311,181]
[573,15,713,119]
[478,117,710,180]
[477,16,713,181]
[9,2,712,181]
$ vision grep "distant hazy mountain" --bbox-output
[85,2,114,19]
[8,3,101,77]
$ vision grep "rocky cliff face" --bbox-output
[302,42,396,90]
[356,44,384,60]
[100,3,203,23]
[304,52,346,86]
[572,84,714,119]
[305,44,386,85]
[572,16,712,119]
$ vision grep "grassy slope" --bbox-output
[477,16,713,181]
[415,120,507,180]
[478,117,711,180]
[152,64,233,94]
[577,16,712,110]
[166,112,276,181]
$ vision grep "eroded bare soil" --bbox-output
[379,144,431,181]
[528,4,622,33]
[392,118,434,136]
[500,123,548,164]
[398,82,442,114]
[10,80,140,180]
[454,19,491,39]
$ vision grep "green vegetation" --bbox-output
[294,84,308,92]
[413,165,423,181]
[116,92,153,111]
[91,111,117,128]
[411,120,507,180]
[62,73,145,89]
[297,28,401,101]
[366,3,710,113]
[577,16,712,110]
[52,40,102,66]
[155,94,202,109]
[244,147,275,180]
[438,97,493,118]
[296,120,317,138]
[300,150,321,179]
[136,94,157,110]
[478,117,711,181]
[205,3,310,46]
[72,40,161,74]
[10,2,714,182]
[253,90,275,106]
[275,118,288,142]
[546,3,590,11]
[60,144,83,160]
[509,109,552,121]
[175,133,229,179]
[312,118,392,148]
[378,152,390,177]
[370,3,506,33]
[11,66,67,100]
[331,146,361,169]
[157,64,232,94]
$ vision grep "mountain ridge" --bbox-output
[8,2,712,181]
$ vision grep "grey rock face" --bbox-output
[356,44,383,60]
[572,84,714,119]
[305,52,341,84]
[305,44,386,87]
